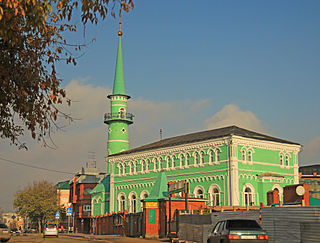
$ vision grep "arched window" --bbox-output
[248,151,252,162]
[146,159,150,172]
[186,153,190,166]
[166,157,171,170]
[172,155,175,168]
[118,164,122,176]
[140,191,149,211]
[129,193,137,213]
[194,186,204,199]
[216,149,220,162]
[209,150,214,164]
[133,161,137,174]
[244,186,254,206]
[118,194,126,212]
[180,154,185,167]
[209,185,220,206]
[242,150,246,161]
[122,163,126,175]
[158,158,162,171]
[130,162,134,174]
[280,155,283,165]
[141,160,145,173]
[154,159,158,172]
[285,155,289,166]
[194,152,199,165]
[119,107,125,118]
[200,151,205,165]
[212,188,220,206]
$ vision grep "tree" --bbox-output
[13,181,59,232]
[0,0,134,149]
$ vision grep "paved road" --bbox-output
[9,235,96,243]
[9,234,168,243]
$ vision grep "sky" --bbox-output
[1,0,320,211]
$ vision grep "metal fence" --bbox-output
[261,207,320,243]
[177,207,320,243]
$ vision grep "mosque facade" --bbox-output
[90,29,302,217]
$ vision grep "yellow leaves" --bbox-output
[40,82,46,90]
[57,1,63,9]
[0,7,3,20]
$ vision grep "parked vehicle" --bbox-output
[10,228,21,236]
[43,223,58,238]
[0,224,11,242]
[207,219,268,243]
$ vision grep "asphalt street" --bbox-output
[8,234,168,243]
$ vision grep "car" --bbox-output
[10,228,21,236]
[43,223,58,238]
[0,224,11,242]
[207,219,268,243]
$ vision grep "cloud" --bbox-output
[204,104,267,132]
[302,137,320,163]
[0,80,210,211]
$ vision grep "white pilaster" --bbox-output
[109,162,115,212]
[229,137,240,206]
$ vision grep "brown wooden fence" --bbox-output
[93,212,143,237]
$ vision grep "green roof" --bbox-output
[56,180,70,190]
[144,171,168,201]
[90,175,110,195]
[112,36,126,96]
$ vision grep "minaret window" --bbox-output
[119,107,125,118]
[280,155,283,165]
[108,128,112,134]
[121,128,126,134]
[285,155,289,166]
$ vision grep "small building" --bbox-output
[56,180,70,208]
[69,167,105,233]
[299,164,320,199]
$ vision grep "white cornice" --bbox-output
[231,135,301,153]
[108,136,230,163]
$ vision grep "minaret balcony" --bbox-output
[104,112,134,124]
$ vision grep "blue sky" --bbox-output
[1,0,320,211]
[58,0,320,145]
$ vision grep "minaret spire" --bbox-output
[104,13,134,162]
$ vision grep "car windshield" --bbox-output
[0,224,8,228]
[46,224,57,229]
[227,220,261,229]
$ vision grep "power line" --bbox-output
[0,156,74,175]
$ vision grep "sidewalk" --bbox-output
[61,233,170,243]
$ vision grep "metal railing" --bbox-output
[104,112,134,121]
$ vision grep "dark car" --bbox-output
[207,219,268,243]
[0,224,11,242]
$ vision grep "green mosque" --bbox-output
[90,28,302,217]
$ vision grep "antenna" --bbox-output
[88,151,96,168]
[160,129,163,140]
